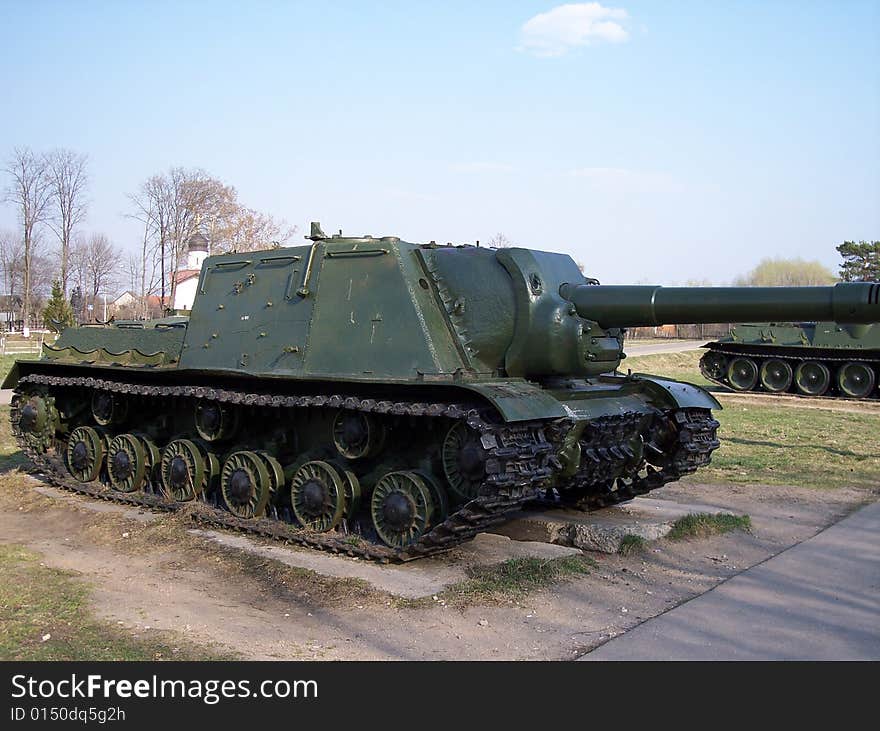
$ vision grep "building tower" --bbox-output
[185,231,209,270]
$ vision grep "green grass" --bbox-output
[621,349,714,388]
[0,543,231,660]
[0,405,26,472]
[667,513,752,541]
[436,555,597,606]
[618,350,880,490]
[625,338,697,347]
[700,404,880,489]
[0,353,38,384]
[618,534,648,556]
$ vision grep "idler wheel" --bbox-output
[370,471,433,549]
[760,359,793,393]
[194,402,238,442]
[441,422,485,501]
[91,391,127,426]
[290,461,345,531]
[795,361,831,396]
[837,362,875,399]
[18,401,43,434]
[160,439,214,501]
[66,426,106,483]
[220,450,271,518]
[726,357,759,392]
[700,351,728,380]
[331,411,384,459]
[107,433,148,493]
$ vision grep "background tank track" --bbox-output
[11,374,718,562]
[701,343,880,400]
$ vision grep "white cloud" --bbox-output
[449,162,516,174]
[569,167,683,194]
[519,3,630,57]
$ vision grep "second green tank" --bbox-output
[700,321,880,399]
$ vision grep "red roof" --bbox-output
[175,269,200,284]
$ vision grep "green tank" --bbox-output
[7,223,880,561]
[700,320,880,399]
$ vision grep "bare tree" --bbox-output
[4,147,53,329]
[128,167,296,311]
[127,190,162,312]
[122,252,153,319]
[69,234,120,321]
[211,205,296,254]
[0,230,24,300]
[68,235,90,321]
[128,168,235,307]
[44,149,89,298]
[488,233,512,248]
[27,234,54,305]
[0,230,23,329]
[85,234,120,310]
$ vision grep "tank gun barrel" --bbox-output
[558,282,880,329]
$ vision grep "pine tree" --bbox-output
[836,240,880,282]
[42,279,76,330]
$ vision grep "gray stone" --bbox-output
[494,497,735,553]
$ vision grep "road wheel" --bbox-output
[836,362,875,399]
[759,359,793,393]
[794,361,831,396]
[726,357,758,391]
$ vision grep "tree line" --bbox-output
[1,146,295,331]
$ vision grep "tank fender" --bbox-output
[631,374,722,411]
[2,361,21,390]
[458,380,569,422]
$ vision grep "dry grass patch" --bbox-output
[0,543,231,660]
[427,555,598,608]
[618,534,648,556]
[667,512,752,541]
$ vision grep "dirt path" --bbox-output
[0,474,873,660]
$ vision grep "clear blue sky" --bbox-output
[1,0,878,285]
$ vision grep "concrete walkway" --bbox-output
[623,340,704,357]
[580,500,880,660]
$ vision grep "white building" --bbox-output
[173,232,209,312]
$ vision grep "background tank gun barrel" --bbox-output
[558,282,880,329]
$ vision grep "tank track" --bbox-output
[537,408,719,511]
[11,373,554,563]
[11,374,720,561]
[701,344,879,400]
